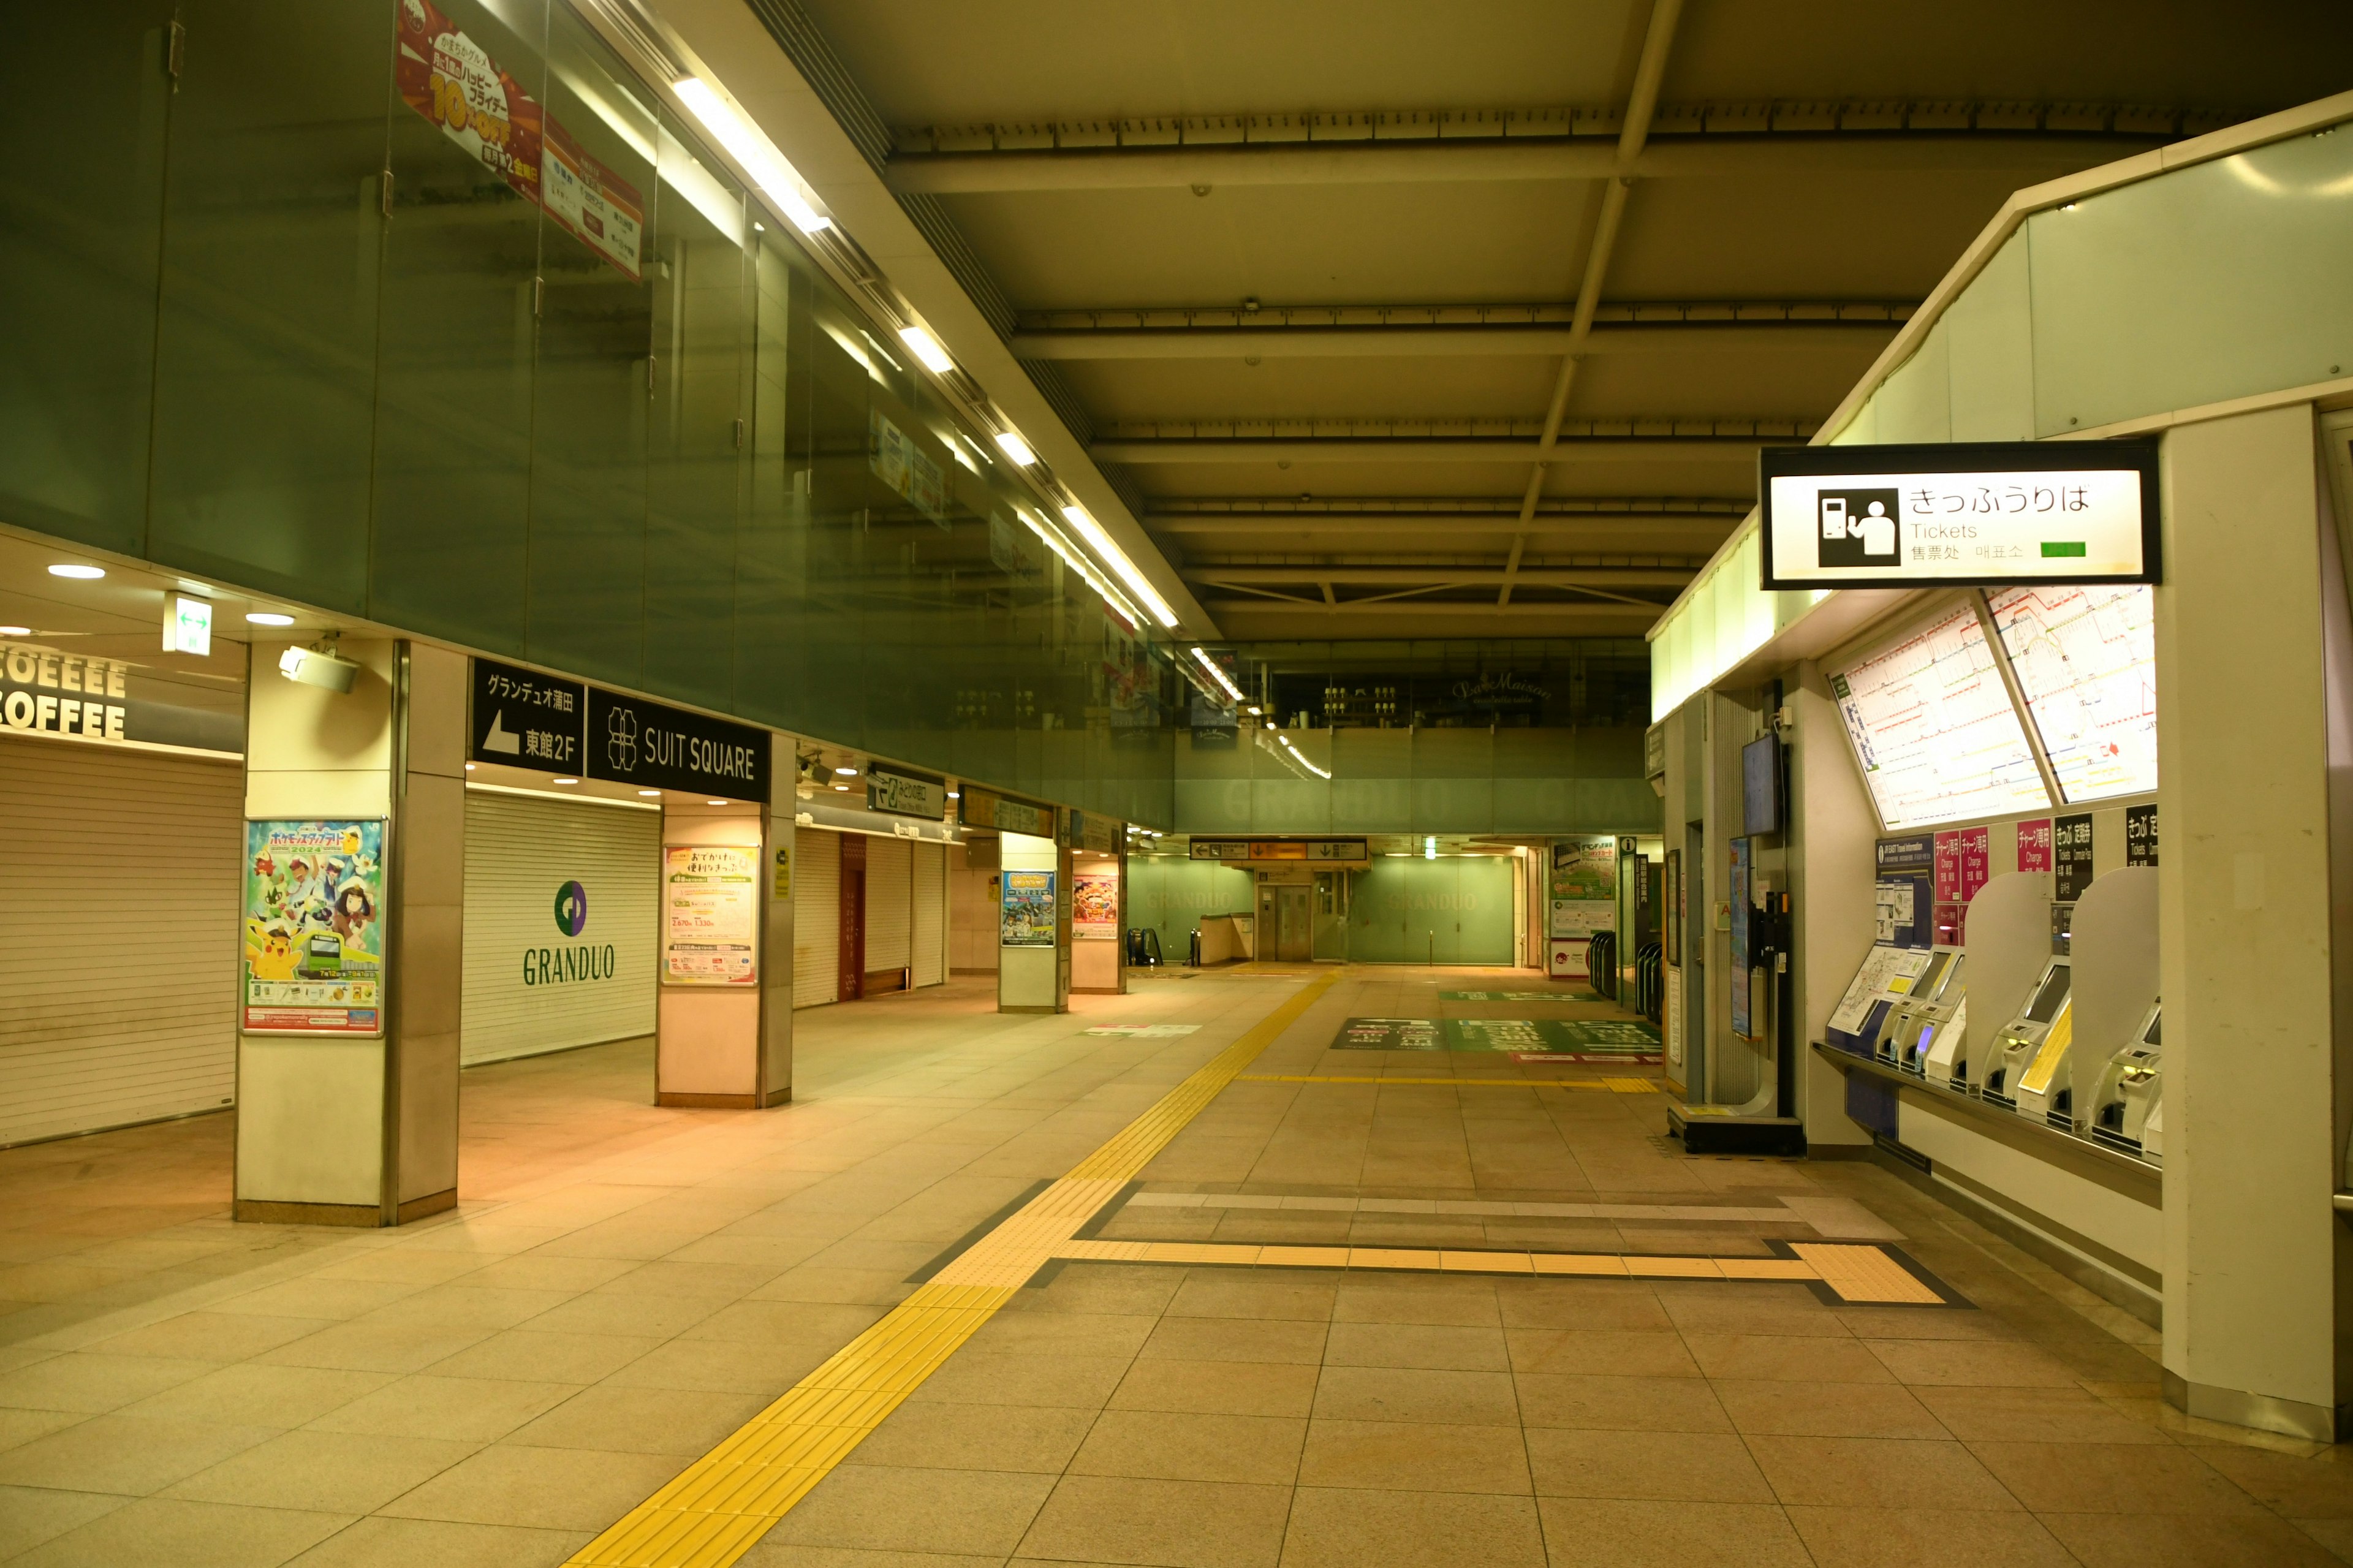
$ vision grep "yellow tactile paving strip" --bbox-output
[1238,1073,1658,1093]
[565,969,1345,1568]
[1051,1237,1942,1303]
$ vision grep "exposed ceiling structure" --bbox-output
[676,0,2353,643]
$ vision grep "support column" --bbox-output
[999,827,1068,1013]
[656,790,773,1108]
[761,741,795,1104]
[236,639,464,1227]
[2158,404,2343,1439]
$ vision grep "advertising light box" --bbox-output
[1760,440,2160,591]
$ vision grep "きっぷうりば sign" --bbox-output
[1759,439,2160,591]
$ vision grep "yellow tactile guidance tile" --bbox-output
[564,970,1345,1568]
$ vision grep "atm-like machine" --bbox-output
[1880,948,1965,1078]
[2089,1001,2164,1159]
[1985,954,2073,1116]
[1982,869,2157,1137]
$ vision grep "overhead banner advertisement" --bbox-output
[1001,870,1057,947]
[1549,835,1617,939]
[662,845,759,985]
[242,820,385,1035]
[1759,439,2161,591]
[395,0,544,205]
[542,119,643,281]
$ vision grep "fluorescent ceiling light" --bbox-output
[1188,646,1245,703]
[672,77,831,234]
[246,612,295,626]
[1016,510,1143,630]
[638,790,661,797]
[0,626,29,637]
[47,564,103,580]
[708,798,726,805]
[995,430,1036,465]
[553,777,578,784]
[898,327,954,374]
[1063,506,1179,628]
[835,766,858,775]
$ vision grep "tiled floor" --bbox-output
[0,968,2346,1566]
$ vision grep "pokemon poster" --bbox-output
[243,820,386,1035]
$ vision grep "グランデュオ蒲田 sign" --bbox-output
[1758,440,2160,591]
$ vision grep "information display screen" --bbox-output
[1987,584,2157,803]
[1830,606,2052,830]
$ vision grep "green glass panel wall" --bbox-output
[1346,858,1515,966]
[1126,858,1254,963]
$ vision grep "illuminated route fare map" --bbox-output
[1987,584,2157,801]
[1831,605,2052,830]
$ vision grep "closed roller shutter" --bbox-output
[865,834,911,972]
[0,737,241,1146]
[461,791,659,1065]
[911,840,944,988]
[794,828,839,1008]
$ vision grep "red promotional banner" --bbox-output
[2017,818,2053,873]
[395,0,543,205]
[544,118,645,281]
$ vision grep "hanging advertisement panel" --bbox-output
[1548,835,1617,938]
[662,845,759,985]
[542,119,644,281]
[394,0,544,205]
[242,820,386,1035]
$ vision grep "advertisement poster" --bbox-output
[1072,869,1120,941]
[662,845,759,985]
[1548,835,1616,939]
[395,0,544,205]
[542,119,643,280]
[243,820,385,1035]
[870,410,948,526]
[1001,870,1056,947]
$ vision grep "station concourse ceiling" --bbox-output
[661,0,2353,643]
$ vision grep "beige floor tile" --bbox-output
[739,1542,1001,1567]
[1107,1359,1322,1418]
[1331,1277,1501,1327]
[505,1289,719,1340]
[1784,1506,2080,1567]
[0,1483,132,1558]
[506,1384,767,1455]
[1162,1271,1335,1322]
[256,1319,496,1376]
[1138,1315,1328,1365]
[305,1375,580,1442]
[1525,1426,1773,1502]
[1297,1417,1532,1494]
[1537,1496,1813,1567]
[376,1442,684,1532]
[1324,1320,1511,1372]
[1505,1328,1699,1379]
[1015,1473,1292,1568]
[1866,1338,2082,1388]
[421,1327,660,1385]
[212,1277,427,1320]
[1968,1440,2266,1515]
[1683,1331,1898,1383]
[680,1299,889,1346]
[0,1352,218,1414]
[6,1496,350,1568]
[284,1515,592,1567]
[849,1401,1097,1473]
[907,1350,1135,1410]
[1495,1280,1672,1332]
[1658,1289,1851,1338]
[164,1428,478,1513]
[2039,1510,2346,1567]
[0,1412,279,1494]
[751,1267,923,1307]
[458,1255,643,1294]
[1915,1384,2173,1445]
[1748,1435,2021,1510]
[87,1311,335,1363]
[0,1407,88,1455]
[1713,1379,1950,1439]
[118,1364,392,1430]
[2195,1445,2353,1518]
[967,1310,1160,1360]
[1281,1485,1547,1568]
[771,1463,1056,1557]
[1514,1373,1730,1433]
[1313,1365,1520,1426]
[1069,1409,1305,1485]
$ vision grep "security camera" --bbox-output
[278,645,358,694]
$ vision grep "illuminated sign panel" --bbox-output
[1760,441,2159,591]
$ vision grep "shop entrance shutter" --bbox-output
[794,829,839,1008]
[0,737,241,1146]
[865,834,912,977]
[461,792,659,1065]
[911,840,945,987]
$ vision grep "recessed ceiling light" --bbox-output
[47,564,103,580]
[0,626,29,637]
[833,784,849,790]
[464,763,476,770]
[638,789,661,797]
[246,612,296,626]
[947,790,960,798]
[553,777,578,785]
[835,766,858,775]
[707,798,726,805]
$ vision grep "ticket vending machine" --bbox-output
[1984,957,2073,1113]
[1919,997,1969,1089]
[2090,1002,2163,1158]
[1991,868,2159,1131]
[1880,949,1964,1074]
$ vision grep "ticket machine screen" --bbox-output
[2023,964,2071,1024]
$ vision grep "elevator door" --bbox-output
[1276,885,1312,961]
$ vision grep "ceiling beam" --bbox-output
[1189,566,1693,588]
[884,132,2164,195]
[1092,437,1766,465]
[1011,319,1896,360]
[1203,598,1662,621]
[1149,513,1740,534]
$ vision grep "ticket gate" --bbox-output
[2090,1002,2163,1159]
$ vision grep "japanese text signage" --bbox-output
[662,846,758,985]
[470,659,771,800]
[2017,819,2053,873]
[1875,834,1934,949]
[2125,805,2158,867]
[866,764,945,821]
[242,820,385,1035]
[1759,440,2161,591]
[2055,814,2096,901]
[471,659,583,770]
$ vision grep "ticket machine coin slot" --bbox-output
[2091,1002,2162,1159]
[1985,958,2071,1112]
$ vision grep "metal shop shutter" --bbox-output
[793,828,839,1008]
[0,737,241,1146]
[911,839,945,988]
[865,833,912,972]
[461,791,659,1065]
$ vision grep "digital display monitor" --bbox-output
[1912,952,1950,996]
[1741,733,1783,836]
[1830,605,2052,830]
[2023,963,2072,1023]
[2142,1009,2161,1047]
[1988,584,2157,803]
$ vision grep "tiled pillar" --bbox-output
[999,828,1068,1013]
[235,640,465,1227]
[656,789,778,1108]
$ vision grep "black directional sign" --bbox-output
[586,686,770,801]
[470,659,586,770]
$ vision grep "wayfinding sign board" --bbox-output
[1759,440,2160,591]
[469,657,770,801]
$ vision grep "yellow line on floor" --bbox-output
[567,968,1345,1568]
[1051,1237,1944,1304]
[1238,1074,1657,1093]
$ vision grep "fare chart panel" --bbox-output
[1987,585,2157,803]
[1831,605,2053,830]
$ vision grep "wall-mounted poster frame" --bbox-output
[241,819,387,1035]
[662,844,759,986]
